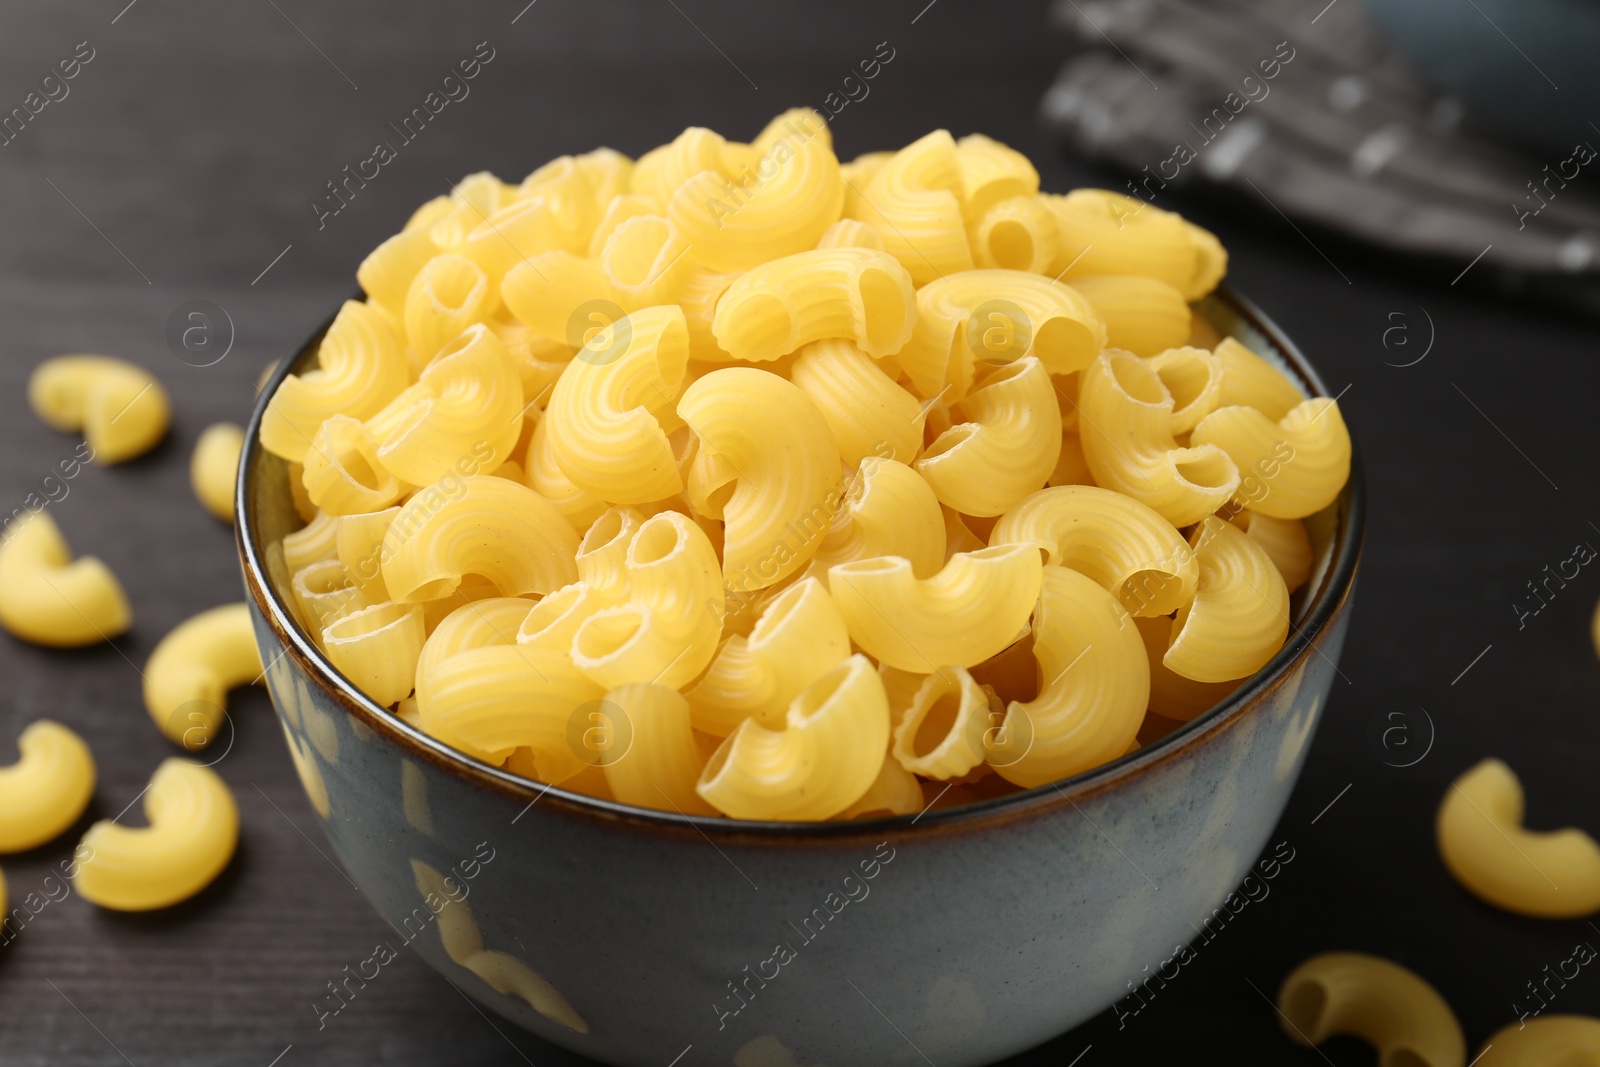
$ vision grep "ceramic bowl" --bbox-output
[237,285,1364,1067]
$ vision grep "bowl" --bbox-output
[236,285,1364,1067]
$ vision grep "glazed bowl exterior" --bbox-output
[237,286,1364,1067]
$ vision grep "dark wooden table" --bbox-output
[2,2,1597,1063]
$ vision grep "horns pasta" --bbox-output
[416,644,603,764]
[0,511,131,647]
[805,457,946,583]
[143,603,265,751]
[789,339,925,466]
[1191,398,1352,520]
[852,129,973,284]
[711,247,916,362]
[0,720,96,853]
[1162,517,1289,684]
[29,354,170,464]
[1473,1016,1600,1066]
[1066,274,1191,357]
[596,683,718,815]
[916,356,1062,517]
[1276,952,1465,1067]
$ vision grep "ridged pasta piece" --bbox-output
[697,654,890,820]
[335,507,400,600]
[545,305,689,504]
[902,269,1105,402]
[0,511,131,647]
[191,422,244,522]
[358,225,439,318]
[1213,337,1304,420]
[637,125,727,209]
[500,250,619,344]
[838,755,925,819]
[988,567,1149,787]
[676,267,743,362]
[519,154,605,240]
[840,151,892,220]
[29,355,170,464]
[687,577,851,736]
[403,253,496,373]
[711,247,916,362]
[490,320,571,409]
[1276,953,1465,1067]
[955,134,1040,219]
[891,667,990,780]
[1077,349,1240,527]
[286,461,318,522]
[523,415,608,534]
[1134,615,1239,721]
[1163,517,1289,683]
[0,720,96,853]
[324,601,426,707]
[1229,509,1313,593]
[970,195,1059,273]
[816,218,885,250]
[805,458,946,583]
[1191,398,1352,520]
[300,415,405,517]
[678,368,842,590]
[916,356,1062,517]
[362,324,523,487]
[990,483,1198,617]
[281,509,340,572]
[1048,431,1094,487]
[291,557,370,635]
[426,172,509,253]
[789,339,924,465]
[418,597,533,683]
[260,300,410,464]
[382,475,580,602]
[1437,759,1600,918]
[598,683,718,815]
[599,215,695,310]
[573,146,634,208]
[1145,346,1224,435]
[854,130,973,284]
[1045,190,1219,298]
[829,544,1042,673]
[670,107,844,272]
[1067,274,1191,357]
[509,508,640,661]
[570,512,723,689]
[462,188,585,291]
[588,192,657,258]
[144,604,264,750]
[75,759,238,912]
[416,644,603,764]
[1474,1016,1600,1066]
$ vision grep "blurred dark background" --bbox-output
[1,2,1598,1064]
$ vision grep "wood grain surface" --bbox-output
[2,2,1598,1064]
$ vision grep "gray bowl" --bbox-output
[236,287,1364,1067]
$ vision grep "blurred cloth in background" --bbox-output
[1039,0,1600,309]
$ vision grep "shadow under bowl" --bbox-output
[236,285,1364,1067]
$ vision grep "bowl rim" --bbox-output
[237,283,1366,840]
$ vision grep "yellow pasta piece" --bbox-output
[291,557,370,634]
[687,577,851,736]
[1067,274,1191,357]
[75,759,238,912]
[417,644,603,764]
[358,225,439,318]
[891,667,990,780]
[523,414,608,534]
[1163,517,1289,683]
[839,755,925,819]
[0,511,131,647]
[335,507,400,600]
[988,567,1148,787]
[463,190,585,292]
[698,654,890,820]
[678,368,842,590]
[597,215,694,310]
[789,339,924,465]
[418,597,533,683]
[711,247,915,362]
[574,146,634,208]
[816,217,885,250]
[1191,398,1352,520]
[0,720,96,853]
[143,603,265,751]
[426,172,509,253]
[1229,509,1313,593]
[916,356,1062,517]
[259,300,410,463]
[1213,337,1304,421]
[588,192,658,257]
[670,108,843,272]
[955,133,1040,220]
[500,249,619,344]
[363,324,522,487]
[839,151,892,220]
[300,414,405,517]
[992,483,1198,617]
[544,304,689,504]
[969,194,1059,273]
[1276,952,1465,1067]
[1145,346,1223,435]
[281,509,340,572]
[571,511,723,689]
[190,422,244,522]
[382,475,580,603]
[29,355,170,464]
[1474,1016,1600,1067]
[404,253,495,371]
[805,457,946,583]
[1185,222,1228,300]
[324,601,426,707]
[854,130,973,284]
[1077,349,1240,527]
[1437,759,1600,918]
[597,683,718,814]
[829,544,1042,673]
[1134,615,1238,721]
[901,269,1105,402]
[1045,190,1222,299]
[1047,431,1094,487]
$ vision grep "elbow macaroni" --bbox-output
[0,511,131,647]
[1474,1017,1600,1067]
[29,355,170,464]
[191,422,244,521]
[1162,517,1289,684]
[711,247,916,362]
[1276,952,1465,1067]
[144,603,265,751]
[0,720,96,853]
[916,356,1062,517]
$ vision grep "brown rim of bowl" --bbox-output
[237,284,1365,840]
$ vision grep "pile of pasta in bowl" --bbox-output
[260,108,1351,822]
